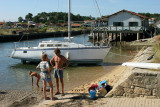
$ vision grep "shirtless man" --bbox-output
[50,48,69,96]
[28,71,41,87]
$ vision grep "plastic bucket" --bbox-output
[90,90,96,98]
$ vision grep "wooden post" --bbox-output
[143,33,145,39]
[97,33,99,42]
[102,32,105,42]
[115,33,117,46]
[120,32,122,42]
[137,32,140,40]
[93,33,95,43]
[111,33,113,41]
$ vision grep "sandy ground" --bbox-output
[0,65,127,107]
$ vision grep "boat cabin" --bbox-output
[38,41,69,48]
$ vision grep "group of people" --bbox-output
[28,48,69,100]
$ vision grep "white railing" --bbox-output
[14,41,39,49]
[93,26,144,31]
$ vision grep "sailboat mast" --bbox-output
[68,0,71,42]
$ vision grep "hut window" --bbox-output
[113,22,123,26]
[129,22,138,26]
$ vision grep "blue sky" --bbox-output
[0,0,160,22]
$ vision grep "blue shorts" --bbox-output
[54,69,63,78]
[40,72,52,82]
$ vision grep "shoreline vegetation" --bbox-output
[0,28,90,42]
[1,35,160,107]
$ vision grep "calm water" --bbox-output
[0,34,140,91]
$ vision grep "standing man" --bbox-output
[50,48,69,96]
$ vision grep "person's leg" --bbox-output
[55,78,60,94]
[36,78,40,88]
[43,80,47,100]
[48,80,54,100]
[59,70,64,95]
[54,69,60,94]
[60,78,64,94]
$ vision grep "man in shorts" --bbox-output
[50,48,69,96]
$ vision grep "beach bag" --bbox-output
[98,87,107,96]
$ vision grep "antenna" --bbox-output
[94,0,102,17]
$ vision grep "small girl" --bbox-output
[28,71,41,88]
[36,54,54,100]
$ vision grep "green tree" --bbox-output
[25,13,33,21]
[18,16,23,22]
[33,16,40,23]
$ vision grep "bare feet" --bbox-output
[55,92,61,95]
[61,93,65,96]
[51,97,55,100]
[44,97,47,100]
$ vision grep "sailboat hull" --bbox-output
[11,47,110,64]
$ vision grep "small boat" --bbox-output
[122,62,160,69]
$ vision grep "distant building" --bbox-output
[57,23,68,27]
[28,21,36,28]
[155,20,160,28]
[0,22,5,28]
[71,23,81,28]
[149,18,155,25]
[83,20,93,27]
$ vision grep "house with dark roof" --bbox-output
[92,10,151,42]
[105,9,149,31]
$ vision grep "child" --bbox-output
[28,71,41,88]
[36,54,54,100]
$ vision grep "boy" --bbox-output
[50,48,69,96]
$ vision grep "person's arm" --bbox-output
[46,62,51,76]
[48,67,51,76]
[36,63,40,70]
[63,56,70,69]
[50,56,55,69]
[30,75,33,86]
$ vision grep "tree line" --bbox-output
[138,12,160,21]
[18,12,95,24]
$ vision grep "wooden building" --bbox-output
[92,10,150,42]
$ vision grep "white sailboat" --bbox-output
[10,0,110,64]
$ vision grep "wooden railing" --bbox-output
[93,26,145,31]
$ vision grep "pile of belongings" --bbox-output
[98,80,112,96]
[88,80,112,98]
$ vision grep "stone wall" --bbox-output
[106,68,160,98]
